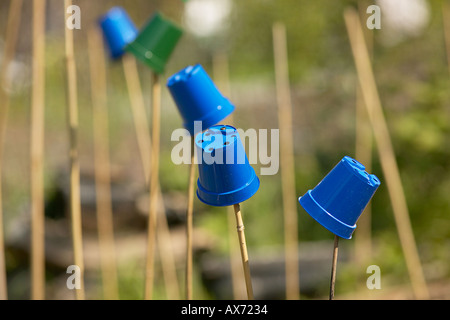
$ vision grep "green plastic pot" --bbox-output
[126,12,183,74]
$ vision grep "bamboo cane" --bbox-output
[88,27,119,300]
[272,22,300,300]
[185,137,195,300]
[121,55,151,183]
[354,87,373,264]
[213,52,246,300]
[30,0,46,301]
[144,73,161,300]
[121,57,179,299]
[155,189,180,300]
[64,0,84,300]
[212,52,232,104]
[329,235,339,300]
[232,203,253,300]
[227,199,246,299]
[0,0,23,300]
[354,1,374,266]
[344,7,429,300]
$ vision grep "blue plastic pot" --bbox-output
[195,125,259,207]
[299,156,380,239]
[167,64,235,135]
[99,7,138,60]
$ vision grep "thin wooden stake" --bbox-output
[88,27,119,300]
[354,86,373,264]
[0,0,24,300]
[30,0,46,301]
[155,189,180,300]
[121,57,179,299]
[329,235,339,300]
[212,52,231,105]
[272,22,300,300]
[344,7,429,300]
[65,0,85,300]
[185,137,195,300]
[354,1,374,265]
[213,52,246,300]
[226,205,246,299]
[232,203,253,300]
[122,55,151,183]
[144,73,161,300]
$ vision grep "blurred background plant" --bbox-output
[0,0,449,299]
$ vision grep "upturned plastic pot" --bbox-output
[299,156,380,239]
[195,125,260,207]
[126,12,182,74]
[167,64,234,135]
[99,7,138,60]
